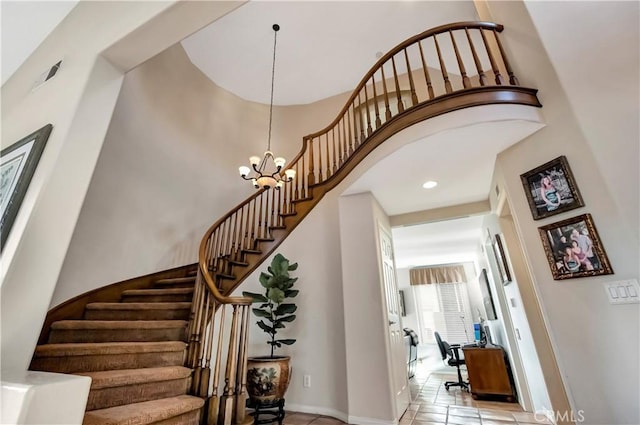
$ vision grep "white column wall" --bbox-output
[339,192,396,425]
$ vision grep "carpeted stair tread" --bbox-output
[83,395,203,425]
[48,320,188,343]
[84,303,191,320]
[153,277,196,286]
[31,341,187,373]
[77,366,191,390]
[77,366,193,411]
[51,320,187,330]
[35,341,186,357]
[85,302,191,311]
[120,288,194,303]
[121,288,193,296]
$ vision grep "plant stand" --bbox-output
[247,398,286,425]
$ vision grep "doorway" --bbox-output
[391,213,539,413]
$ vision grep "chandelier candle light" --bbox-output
[239,24,296,190]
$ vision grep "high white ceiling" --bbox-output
[1,0,540,269]
[182,1,479,105]
[343,119,544,216]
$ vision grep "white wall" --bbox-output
[479,2,640,423]
[339,192,396,424]
[482,213,547,414]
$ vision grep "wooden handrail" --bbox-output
[189,21,541,425]
[304,21,504,140]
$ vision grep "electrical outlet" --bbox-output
[303,375,311,388]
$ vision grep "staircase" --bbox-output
[31,274,204,425]
[31,21,541,425]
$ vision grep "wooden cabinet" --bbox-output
[463,345,517,402]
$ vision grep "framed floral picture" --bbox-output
[1,124,53,251]
[538,213,613,280]
[520,156,584,220]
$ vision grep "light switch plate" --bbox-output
[604,279,640,304]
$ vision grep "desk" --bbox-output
[462,345,517,402]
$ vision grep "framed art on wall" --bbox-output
[1,124,53,251]
[493,234,512,285]
[479,268,497,320]
[538,213,613,280]
[520,155,584,220]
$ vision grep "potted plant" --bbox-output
[242,253,299,404]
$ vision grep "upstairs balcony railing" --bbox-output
[187,21,540,425]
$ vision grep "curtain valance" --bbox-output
[409,264,467,285]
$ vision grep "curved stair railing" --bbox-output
[187,21,541,424]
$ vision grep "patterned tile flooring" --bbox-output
[284,363,552,425]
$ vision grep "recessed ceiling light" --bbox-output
[422,180,438,189]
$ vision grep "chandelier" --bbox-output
[239,24,296,190]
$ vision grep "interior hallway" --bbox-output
[284,347,552,425]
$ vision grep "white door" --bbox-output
[378,225,410,418]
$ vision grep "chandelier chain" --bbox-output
[238,24,294,190]
[267,24,279,152]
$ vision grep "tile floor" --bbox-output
[284,362,552,425]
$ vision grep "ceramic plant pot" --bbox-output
[246,355,291,403]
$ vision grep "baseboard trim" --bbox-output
[285,403,348,423]
[347,415,397,425]
[284,403,398,425]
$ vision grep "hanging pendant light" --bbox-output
[239,24,296,190]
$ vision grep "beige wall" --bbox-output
[0,1,245,421]
[0,0,179,374]
[480,2,640,423]
[53,44,262,304]
[54,43,350,306]
[234,193,349,418]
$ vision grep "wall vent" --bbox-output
[32,60,62,91]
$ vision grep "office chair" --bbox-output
[434,331,469,391]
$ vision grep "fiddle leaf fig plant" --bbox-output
[243,253,299,357]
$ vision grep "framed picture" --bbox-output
[493,233,511,285]
[538,213,613,280]
[478,268,497,320]
[520,155,584,220]
[1,124,53,251]
[398,290,406,317]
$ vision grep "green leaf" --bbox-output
[257,320,274,334]
[275,314,296,324]
[259,272,273,288]
[284,289,299,298]
[288,262,299,271]
[243,291,268,303]
[274,322,285,329]
[259,303,271,309]
[277,339,296,345]
[252,308,271,318]
[274,303,297,316]
[267,288,285,304]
